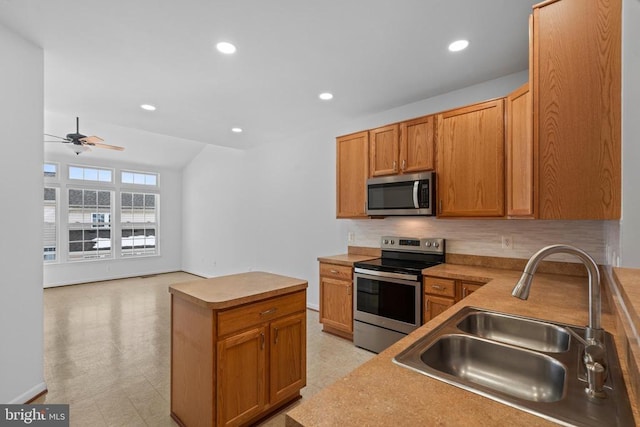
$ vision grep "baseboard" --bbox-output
[9,381,47,404]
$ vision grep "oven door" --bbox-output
[353,270,422,334]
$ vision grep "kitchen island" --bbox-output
[286,264,639,426]
[169,271,307,427]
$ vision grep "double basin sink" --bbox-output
[393,307,635,426]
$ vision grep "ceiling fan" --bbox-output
[45,117,125,155]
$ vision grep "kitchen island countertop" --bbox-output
[286,264,639,426]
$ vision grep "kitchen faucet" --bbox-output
[511,244,607,398]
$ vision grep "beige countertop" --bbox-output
[286,264,640,426]
[168,271,308,309]
[317,253,379,266]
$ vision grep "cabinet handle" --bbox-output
[260,332,265,350]
[431,285,444,290]
[462,287,468,298]
[347,285,351,296]
[393,160,397,172]
[425,299,429,312]
[401,159,406,171]
[439,199,442,214]
[260,308,277,316]
[274,327,279,344]
[330,269,338,274]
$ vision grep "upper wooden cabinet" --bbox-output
[369,116,435,177]
[436,99,505,217]
[506,83,534,217]
[533,0,621,219]
[369,124,399,176]
[336,131,369,218]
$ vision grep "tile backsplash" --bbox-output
[347,218,617,264]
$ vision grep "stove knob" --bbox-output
[390,240,395,245]
[425,241,432,247]
[434,242,440,248]
[383,239,389,245]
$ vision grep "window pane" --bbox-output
[121,170,157,186]
[144,194,155,207]
[84,190,97,207]
[133,193,144,207]
[121,193,132,207]
[122,172,134,184]
[133,173,145,185]
[44,188,56,201]
[44,163,57,178]
[146,175,157,186]
[84,168,98,181]
[98,191,110,207]
[120,191,157,257]
[69,166,84,180]
[98,170,112,182]
[68,188,112,261]
[43,187,57,262]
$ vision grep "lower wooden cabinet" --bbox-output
[172,290,307,427]
[423,276,486,322]
[319,262,353,339]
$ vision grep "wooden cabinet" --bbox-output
[533,0,621,219]
[171,287,307,427]
[319,262,353,339]
[423,276,455,323]
[423,276,485,322]
[369,124,400,176]
[436,99,505,217]
[336,131,369,218]
[369,116,435,177]
[506,83,534,217]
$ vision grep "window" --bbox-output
[68,188,112,260]
[44,163,57,178]
[43,187,57,261]
[121,171,157,186]
[69,166,112,183]
[120,192,157,257]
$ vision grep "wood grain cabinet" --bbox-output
[336,131,369,218]
[506,83,534,217]
[423,276,485,322]
[319,262,354,339]
[533,0,621,219]
[171,289,307,427]
[369,116,435,177]
[436,99,505,217]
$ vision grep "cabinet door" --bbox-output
[399,115,434,173]
[270,312,306,404]
[336,131,369,218]
[534,0,621,219]
[217,327,266,427]
[436,99,505,217]
[457,281,484,302]
[506,83,534,217]
[319,277,353,334]
[369,124,399,177]
[424,295,455,323]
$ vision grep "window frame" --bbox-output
[120,169,159,187]
[43,186,59,263]
[119,191,159,258]
[68,164,114,183]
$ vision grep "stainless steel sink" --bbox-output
[420,334,566,402]
[394,307,635,426]
[456,311,570,352]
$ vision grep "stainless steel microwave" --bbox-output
[366,171,435,216]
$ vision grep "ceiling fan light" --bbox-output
[69,144,90,155]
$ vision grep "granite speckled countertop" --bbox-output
[168,271,307,309]
[286,263,640,426]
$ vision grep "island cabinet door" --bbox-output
[217,326,267,427]
[270,312,307,404]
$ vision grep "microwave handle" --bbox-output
[413,181,420,208]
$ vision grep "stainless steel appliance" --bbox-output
[366,171,435,216]
[353,236,445,353]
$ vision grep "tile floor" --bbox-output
[36,272,374,426]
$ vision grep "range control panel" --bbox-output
[381,236,445,254]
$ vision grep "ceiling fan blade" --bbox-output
[44,133,70,141]
[88,141,125,151]
[79,135,104,144]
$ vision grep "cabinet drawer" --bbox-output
[218,290,306,337]
[319,263,353,281]
[423,276,456,298]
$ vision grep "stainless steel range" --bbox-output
[353,236,445,353]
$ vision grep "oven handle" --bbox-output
[354,268,419,284]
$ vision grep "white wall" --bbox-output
[620,0,640,267]
[0,24,46,403]
[186,71,589,310]
[42,152,184,287]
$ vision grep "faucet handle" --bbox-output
[585,361,607,399]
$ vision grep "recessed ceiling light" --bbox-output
[319,92,333,101]
[216,42,237,54]
[231,127,243,133]
[448,39,469,52]
[140,104,156,111]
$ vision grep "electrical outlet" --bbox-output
[501,235,513,250]
[348,232,355,243]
